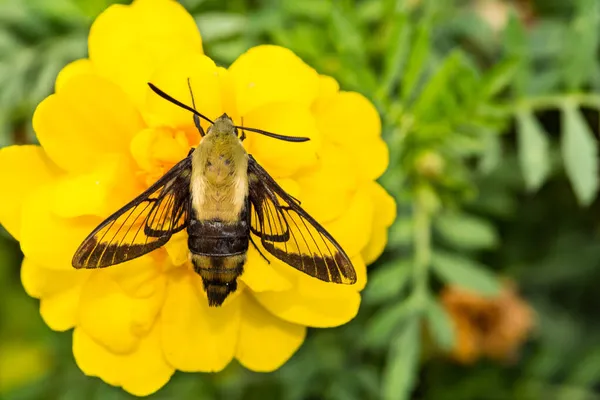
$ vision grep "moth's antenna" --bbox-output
[186,78,205,136]
[148,83,214,124]
[234,126,310,142]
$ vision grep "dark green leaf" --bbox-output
[516,110,551,191]
[401,24,430,103]
[363,260,411,305]
[561,103,599,206]
[431,251,501,296]
[480,58,519,99]
[435,212,499,250]
[377,12,411,100]
[364,295,422,348]
[426,297,456,351]
[563,0,600,90]
[382,317,420,400]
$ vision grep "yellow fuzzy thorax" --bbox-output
[190,115,249,222]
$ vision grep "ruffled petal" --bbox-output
[254,258,361,328]
[346,137,389,181]
[88,0,202,108]
[236,293,305,371]
[20,184,101,270]
[77,259,165,354]
[244,103,320,177]
[161,270,240,372]
[315,91,381,144]
[144,53,225,130]
[323,185,374,258]
[240,245,293,292]
[362,182,396,264]
[0,145,58,240]
[73,324,174,396]
[229,45,319,116]
[51,154,142,218]
[33,74,144,173]
[55,59,95,92]
[21,257,87,299]
[41,286,82,332]
[295,143,357,223]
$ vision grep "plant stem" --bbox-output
[500,93,600,114]
[413,189,432,298]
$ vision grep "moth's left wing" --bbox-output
[247,155,356,284]
[72,155,192,269]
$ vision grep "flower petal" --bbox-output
[21,257,87,299]
[41,286,82,332]
[73,323,174,396]
[362,182,396,264]
[55,59,95,92]
[240,245,293,293]
[229,45,319,116]
[33,74,144,173]
[20,184,101,270]
[144,53,224,129]
[236,293,305,371]
[131,127,192,173]
[295,143,357,223]
[161,270,240,372]
[0,145,57,240]
[244,103,320,177]
[254,260,361,328]
[88,0,202,108]
[51,154,142,218]
[315,91,381,144]
[323,185,374,257]
[255,287,361,328]
[77,260,165,354]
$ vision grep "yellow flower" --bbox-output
[0,0,395,395]
[441,282,535,364]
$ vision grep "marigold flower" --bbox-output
[441,282,535,364]
[0,0,394,395]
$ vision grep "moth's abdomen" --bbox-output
[187,212,250,307]
[191,253,246,307]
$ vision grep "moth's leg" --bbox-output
[239,116,246,141]
[249,236,270,264]
[193,114,206,137]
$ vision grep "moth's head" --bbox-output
[207,113,237,137]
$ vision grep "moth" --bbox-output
[72,82,356,306]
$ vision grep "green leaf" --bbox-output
[196,13,247,42]
[435,212,499,250]
[382,317,420,400]
[516,110,551,191]
[480,58,519,99]
[563,0,600,90]
[426,297,456,351]
[502,11,529,95]
[363,260,412,305]
[561,103,599,206]
[364,295,422,348]
[377,12,411,100]
[431,251,501,297]
[401,24,430,104]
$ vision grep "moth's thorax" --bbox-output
[190,117,248,222]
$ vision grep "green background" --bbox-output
[2,0,600,399]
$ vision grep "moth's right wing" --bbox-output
[72,155,193,269]
[247,155,356,284]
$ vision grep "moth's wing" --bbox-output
[72,155,192,269]
[247,155,356,284]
